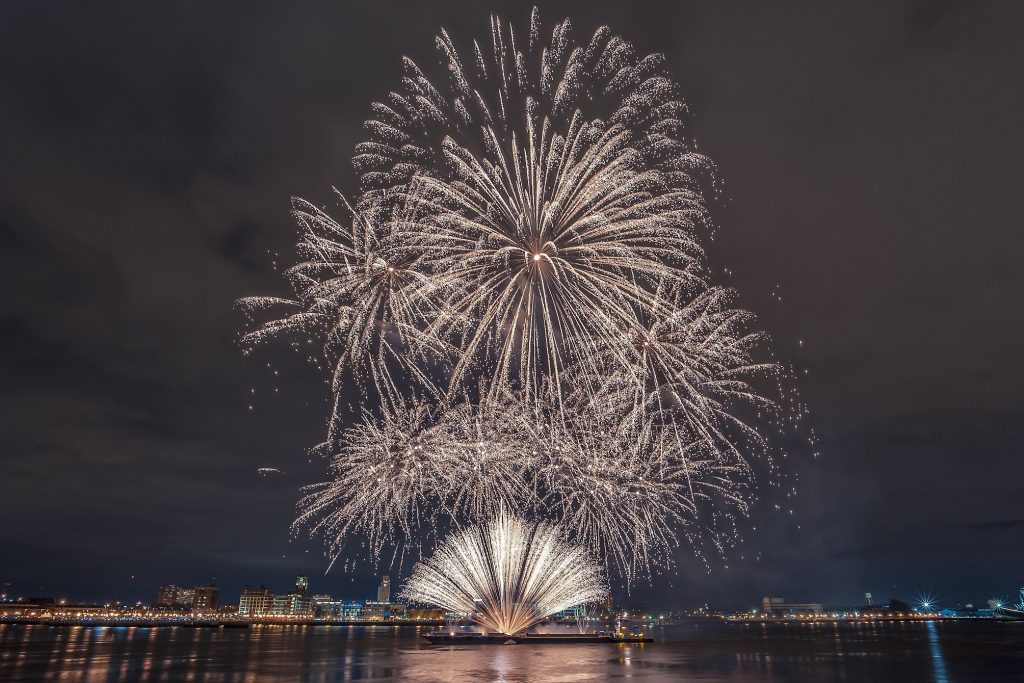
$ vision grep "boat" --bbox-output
[995,587,1024,621]
[422,630,653,644]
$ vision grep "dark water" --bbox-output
[2,620,1023,682]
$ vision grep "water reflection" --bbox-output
[925,621,949,683]
[1,620,1019,682]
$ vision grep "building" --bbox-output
[407,607,445,620]
[267,576,314,616]
[192,585,219,612]
[156,585,194,610]
[238,585,274,617]
[377,576,390,603]
[601,595,614,615]
[362,601,404,620]
[761,596,824,616]
[315,600,364,619]
[271,592,313,616]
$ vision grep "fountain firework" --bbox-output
[399,510,608,635]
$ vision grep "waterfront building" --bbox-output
[407,607,445,620]
[362,601,405,620]
[315,600,364,619]
[238,585,273,617]
[155,585,194,610]
[761,596,824,616]
[377,576,390,603]
[192,585,219,612]
[271,591,313,616]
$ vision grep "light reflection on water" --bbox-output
[1,620,1022,682]
[925,620,949,683]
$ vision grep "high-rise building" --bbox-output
[238,585,274,617]
[192,585,220,612]
[377,576,390,603]
[156,585,194,610]
[295,576,308,595]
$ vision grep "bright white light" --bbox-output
[400,511,608,635]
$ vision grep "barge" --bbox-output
[422,631,653,644]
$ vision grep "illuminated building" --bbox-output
[238,585,273,617]
[377,576,390,603]
[266,576,315,616]
[156,585,194,610]
[407,607,445,620]
[362,601,404,620]
[761,596,824,616]
[192,585,219,612]
[271,592,313,616]
[315,600,363,619]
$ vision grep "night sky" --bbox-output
[3,0,1022,611]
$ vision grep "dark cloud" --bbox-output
[1,0,1022,609]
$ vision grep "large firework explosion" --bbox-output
[239,8,809,585]
[400,510,608,635]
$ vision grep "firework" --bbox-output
[399,510,608,634]
[242,8,805,581]
[360,7,715,404]
[294,397,531,562]
[355,8,716,196]
[237,194,446,427]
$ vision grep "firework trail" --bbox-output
[400,510,608,634]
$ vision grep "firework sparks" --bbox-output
[400,510,608,634]
[360,7,715,404]
[237,194,446,427]
[242,7,809,581]
[293,397,531,562]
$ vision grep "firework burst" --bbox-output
[241,7,809,582]
[294,397,530,563]
[237,194,446,427]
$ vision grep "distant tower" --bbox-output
[295,576,308,596]
[377,576,390,603]
[865,592,873,607]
